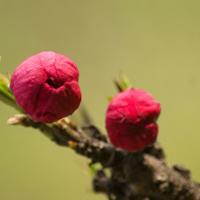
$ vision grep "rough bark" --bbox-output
[8,114,200,200]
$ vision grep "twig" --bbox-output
[7,114,200,200]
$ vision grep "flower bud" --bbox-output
[105,88,160,151]
[10,51,81,123]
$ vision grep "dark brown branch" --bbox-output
[8,114,200,200]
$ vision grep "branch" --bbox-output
[8,114,200,200]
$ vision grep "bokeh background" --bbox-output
[1,1,200,199]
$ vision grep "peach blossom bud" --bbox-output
[10,51,81,123]
[106,88,160,151]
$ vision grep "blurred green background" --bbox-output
[1,0,200,199]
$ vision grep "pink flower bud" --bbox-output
[10,51,81,123]
[105,88,160,151]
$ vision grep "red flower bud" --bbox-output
[105,88,160,151]
[10,51,81,123]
